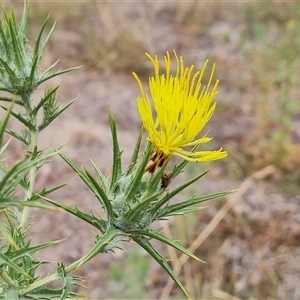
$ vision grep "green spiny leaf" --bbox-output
[108,112,122,191]
[84,169,114,222]
[125,127,143,175]
[121,190,162,225]
[7,10,24,69]
[132,235,189,298]
[157,190,235,219]
[89,158,110,191]
[123,142,152,200]
[0,101,13,146]
[147,158,169,194]
[33,86,59,115]
[29,15,50,83]
[39,100,75,131]
[57,151,101,197]
[0,56,18,86]
[0,200,53,210]
[29,183,67,202]
[4,129,28,145]
[20,3,29,35]
[45,198,107,233]
[0,105,35,130]
[0,219,18,249]
[0,95,23,105]
[152,168,210,213]
[131,229,204,262]
[38,66,82,86]
[0,251,31,279]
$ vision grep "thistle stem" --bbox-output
[19,94,38,231]
[18,226,123,296]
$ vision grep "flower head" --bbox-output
[133,51,227,167]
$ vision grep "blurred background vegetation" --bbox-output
[5,1,300,299]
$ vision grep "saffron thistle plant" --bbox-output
[0,5,232,300]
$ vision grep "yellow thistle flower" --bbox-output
[133,51,227,165]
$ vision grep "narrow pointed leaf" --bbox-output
[0,57,18,86]
[40,59,59,77]
[20,3,29,35]
[0,220,18,249]
[158,190,235,219]
[66,226,123,271]
[89,158,110,191]
[8,12,24,68]
[45,198,107,233]
[0,252,31,279]
[5,129,28,145]
[0,95,23,105]
[9,240,61,261]
[58,152,101,198]
[131,229,204,262]
[0,160,26,191]
[165,206,206,216]
[85,169,114,221]
[0,20,8,54]
[39,21,56,60]
[29,15,50,82]
[124,143,152,200]
[0,101,13,146]
[152,168,210,213]
[132,236,189,298]
[38,66,82,85]
[148,158,169,194]
[1,105,35,130]
[108,112,122,191]
[33,85,59,115]
[122,190,162,225]
[0,200,53,209]
[30,183,67,201]
[39,100,75,131]
[125,127,143,175]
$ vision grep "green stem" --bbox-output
[19,94,38,231]
[18,226,124,296]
